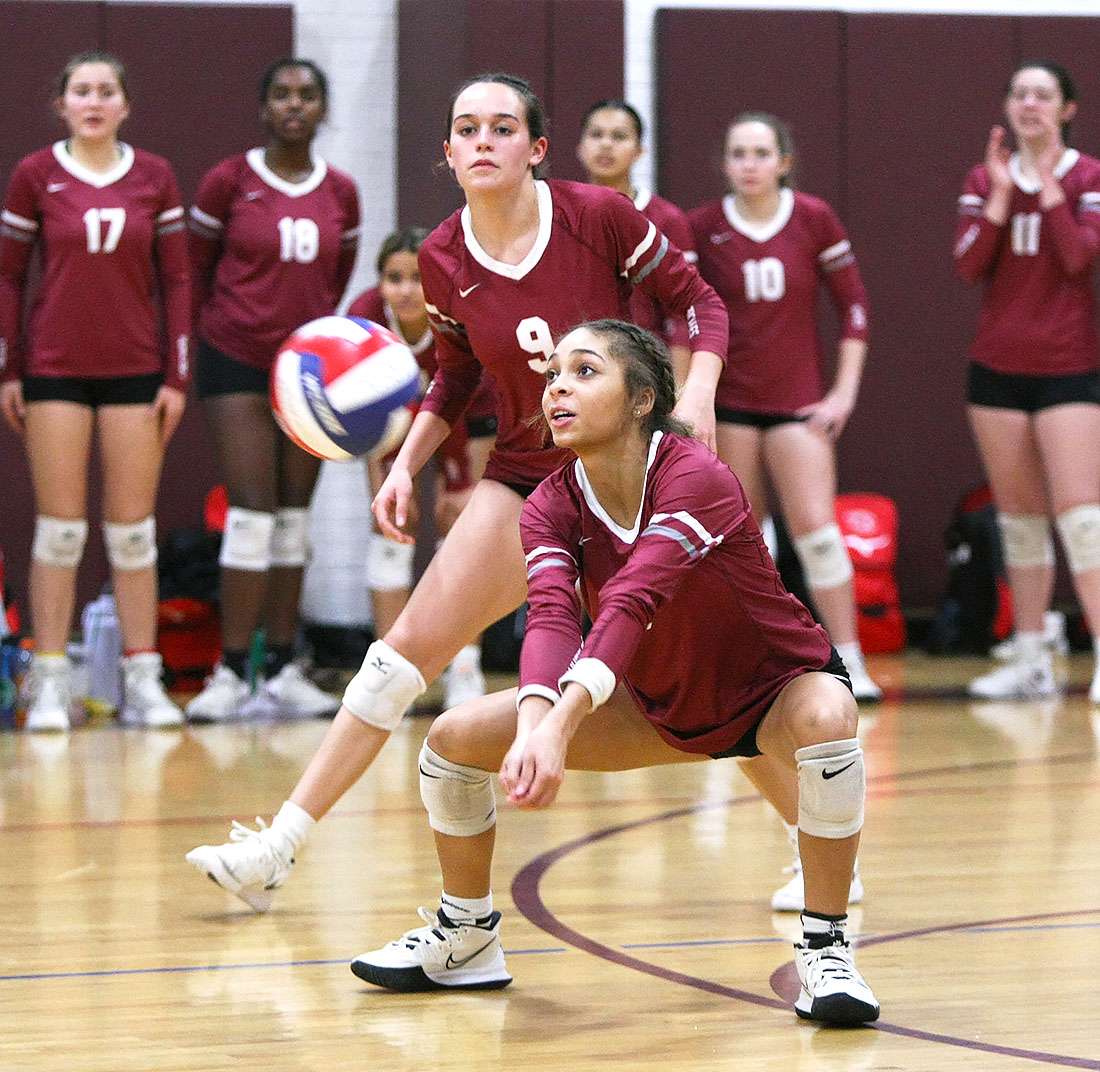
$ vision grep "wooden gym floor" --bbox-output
[1,650,1097,1071]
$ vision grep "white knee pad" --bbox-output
[219,507,275,571]
[796,737,865,839]
[270,508,310,567]
[32,515,88,568]
[999,513,1054,569]
[793,523,853,590]
[367,533,415,591]
[1055,504,1100,574]
[418,741,497,837]
[342,639,426,730]
[103,516,157,570]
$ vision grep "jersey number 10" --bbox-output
[742,257,786,302]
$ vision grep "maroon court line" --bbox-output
[509,786,1100,1069]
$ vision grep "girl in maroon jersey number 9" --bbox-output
[186,72,726,915]
[0,52,190,730]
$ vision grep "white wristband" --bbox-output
[516,683,561,711]
[558,658,616,712]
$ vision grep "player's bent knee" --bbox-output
[103,517,157,570]
[796,737,864,839]
[342,640,426,731]
[1055,504,1100,574]
[419,741,496,837]
[793,523,853,589]
[999,513,1054,570]
[367,533,415,591]
[32,515,88,568]
[270,508,309,568]
[219,507,276,571]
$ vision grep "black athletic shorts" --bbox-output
[195,338,270,399]
[22,372,162,407]
[466,413,498,439]
[716,406,806,430]
[709,648,852,759]
[967,362,1100,412]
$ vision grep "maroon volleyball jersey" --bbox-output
[188,150,360,370]
[419,179,728,487]
[691,189,869,414]
[519,432,833,755]
[632,188,696,349]
[953,149,1100,376]
[0,142,190,386]
[347,284,471,489]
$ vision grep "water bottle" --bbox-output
[12,638,34,729]
[82,594,122,713]
[0,636,17,728]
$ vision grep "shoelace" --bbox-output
[229,816,271,843]
[397,907,459,950]
[802,941,858,985]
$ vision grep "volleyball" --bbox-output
[270,316,421,461]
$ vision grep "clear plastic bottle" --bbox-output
[13,637,35,729]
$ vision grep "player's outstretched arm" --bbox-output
[500,684,590,809]
[372,409,452,541]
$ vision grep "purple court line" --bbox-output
[509,790,1100,1069]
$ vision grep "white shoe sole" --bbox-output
[349,955,512,992]
[795,986,879,1025]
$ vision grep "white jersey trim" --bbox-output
[1,209,37,234]
[382,301,433,356]
[1009,148,1079,194]
[721,187,794,243]
[573,431,662,544]
[633,187,653,213]
[246,147,328,197]
[459,179,553,280]
[52,140,135,188]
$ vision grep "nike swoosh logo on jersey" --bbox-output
[458,283,480,298]
[47,182,68,193]
[822,762,856,780]
[445,938,495,970]
[245,190,263,200]
[710,232,733,244]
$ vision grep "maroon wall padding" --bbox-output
[657,10,1100,610]
[396,0,624,230]
[0,3,292,621]
[655,8,844,213]
[842,13,1014,610]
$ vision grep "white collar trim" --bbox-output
[383,301,433,356]
[574,431,663,544]
[459,179,553,280]
[52,140,134,188]
[721,187,794,243]
[246,147,327,196]
[1010,148,1079,193]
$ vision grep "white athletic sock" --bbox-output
[441,890,493,923]
[1015,631,1044,664]
[273,800,316,854]
[801,910,847,946]
[1091,636,1100,662]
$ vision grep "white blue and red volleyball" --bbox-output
[270,316,421,461]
